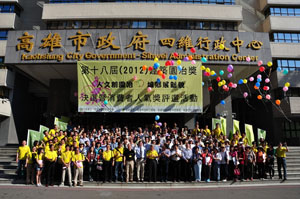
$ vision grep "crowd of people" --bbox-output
[16,121,289,187]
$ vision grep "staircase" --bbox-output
[274,147,300,180]
[0,146,18,183]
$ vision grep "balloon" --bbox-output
[133,75,138,81]
[243,92,248,98]
[205,68,210,73]
[283,86,289,92]
[162,74,166,79]
[257,95,262,100]
[158,70,163,76]
[104,100,108,105]
[277,67,282,72]
[148,66,153,71]
[221,80,226,85]
[220,100,226,105]
[246,57,251,62]
[201,57,207,63]
[201,65,206,70]
[233,83,237,88]
[191,60,196,65]
[158,122,162,127]
[188,56,193,61]
[177,65,182,71]
[285,82,290,87]
[249,77,254,82]
[220,44,225,50]
[147,87,152,92]
[263,86,269,91]
[208,86,213,91]
[202,82,205,86]
[257,78,262,83]
[238,79,244,85]
[257,74,262,79]
[254,85,259,90]
[218,82,223,87]
[228,82,233,87]
[265,78,270,83]
[155,115,160,121]
[275,99,281,106]
[267,61,273,67]
[156,78,161,83]
[165,61,170,66]
[227,73,232,78]
[227,65,234,72]
[223,85,228,90]
[219,70,224,76]
[258,60,263,66]
[173,52,179,57]
[216,77,221,82]
[210,71,216,76]
[255,82,260,87]
[266,94,271,100]
[173,75,178,80]
[177,60,181,65]
[170,60,175,66]
[154,57,158,62]
[169,75,174,80]
[243,79,248,84]
[154,62,160,69]
[190,47,196,53]
[184,57,189,61]
[283,69,289,75]
[225,87,230,92]
[259,66,265,72]
[142,65,147,71]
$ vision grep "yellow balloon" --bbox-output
[267,61,273,67]
[177,60,181,65]
[205,68,211,73]
[285,82,290,87]
[220,44,225,50]
[243,79,248,84]
[218,82,223,87]
[222,80,226,85]
[210,71,216,75]
[201,66,206,71]
[154,57,159,62]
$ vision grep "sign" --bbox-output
[212,118,221,130]
[233,119,240,134]
[54,117,68,131]
[26,129,41,149]
[39,125,49,140]
[220,117,227,136]
[77,61,202,113]
[257,128,266,143]
[5,29,271,65]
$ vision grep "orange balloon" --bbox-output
[142,65,147,71]
[257,95,262,100]
[188,55,193,61]
[275,99,281,105]
[254,85,259,90]
[158,70,163,76]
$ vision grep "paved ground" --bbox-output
[0,184,299,199]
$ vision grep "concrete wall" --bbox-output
[263,16,300,32]
[260,0,300,11]
[290,97,300,114]
[0,113,19,146]
[271,42,300,59]
[42,3,243,21]
[19,0,46,30]
[0,68,15,88]
[0,41,6,57]
[0,13,17,29]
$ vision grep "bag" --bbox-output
[234,168,240,176]
[96,164,103,171]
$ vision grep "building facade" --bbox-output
[0,0,300,145]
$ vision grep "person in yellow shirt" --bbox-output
[25,146,37,185]
[35,148,44,187]
[16,140,31,179]
[192,123,201,137]
[49,125,58,137]
[73,147,85,186]
[103,144,114,182]
[146,145,158,182]
[203,125,211,137]
[213,123,222,138]
[276,142,289,180]
[57,130,65,142]
[60,145,72,187]
[44,145,57,186]
[241,132,249,146]
[113,142,124,182]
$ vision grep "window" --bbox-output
[47,20,238,31]
[272,33,300,43]
[283,121,300,139]
[0,57,4,63]
[49,0,235,4]
[0,31,8,40]
[276,59,300,71]
[0,4,21,16]
[267,7,300,17]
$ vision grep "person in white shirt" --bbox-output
[134,141,146,182]
[212,148,222,181]
[171,144,182,182]
[220,145,229,181]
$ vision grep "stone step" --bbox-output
[0,157,16,162]
[0,165,17,170]
[0,169,17,175]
